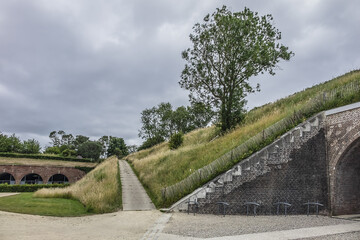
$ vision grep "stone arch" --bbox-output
[0,172,15,184]
[48,174,69,184]
[330,127,360,170]
[331,135,360,215]
[20,173,43,184]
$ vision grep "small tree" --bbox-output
[138,136,165,151]
[77,141,103,161]
[169,132,184,150]
[180,6,293,132]
[22,139,41,154]
[44,146,61,155]
[107,137,128,158]
[74,135,89,149]
[127,145,138,154]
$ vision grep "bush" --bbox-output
[61,149,77,157]
[0,183,69,192]
[44,146,61,155]
[169,132,184,150]
[138,136,165,151]
[75,166,95,174]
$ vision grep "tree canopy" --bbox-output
[0,132,40,154]
[138,101,213,150]
[179,6,293,131]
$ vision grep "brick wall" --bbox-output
[0,165,86,184]
[197,130,328,215]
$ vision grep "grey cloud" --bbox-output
[0,0,359,148]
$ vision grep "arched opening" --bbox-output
[333,137,360,215]
[0,173,15,184]
[48,174,69,184]
[20,173,43,184]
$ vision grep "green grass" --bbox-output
[0,193,89,217]
[35,156,121,213]
[126,70,360,208]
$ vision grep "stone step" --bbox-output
[167,112,325,212]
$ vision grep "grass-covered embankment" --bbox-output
[125,70,360,208]
[0,193,89,217]
[34,156,122,213]
[0,157,97,168]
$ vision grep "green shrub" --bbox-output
[169,132,184,150]
[61,149,77,157]
[138,136,165,151]
[0,183,69,192]
[75,166,95,173]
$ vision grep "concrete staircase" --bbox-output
[167,112,325,212]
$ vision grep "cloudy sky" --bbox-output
[0,0,359,149]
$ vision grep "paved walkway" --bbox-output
[156,214,360,240]
[119,160,155,211]
[157,221,360,239]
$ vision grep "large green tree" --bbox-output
[22,139,41,154]
[77,141,103,161]
[179,6,293,132]
[107,137,128,158]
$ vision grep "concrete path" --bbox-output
[0,193,19,198]
[119,160,155,211]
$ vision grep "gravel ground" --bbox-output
[163,213,359,238]
[0,210,162,240]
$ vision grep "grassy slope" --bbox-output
[0,193,89,217]
[34,156,121,213]
[0,157,97,168]
[126,70,360,208]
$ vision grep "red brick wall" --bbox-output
[0,165,86,184]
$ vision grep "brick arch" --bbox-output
[0,172,15,184]
[331,135,360,215]
[20,173,43,184]
[0,165,86,184]
[47,174,69,184]
[330,128,360,171]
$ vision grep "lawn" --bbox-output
[0,193,89,217]
[35,156,122,213]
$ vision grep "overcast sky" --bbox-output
[0,0,359,149]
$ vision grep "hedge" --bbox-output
[0,183,70,192]
[0,152,92,163]
[75,166,96,174]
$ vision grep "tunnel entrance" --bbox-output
[20,173,43,184]
[333,137,360,215]
[0,173,15,184]
[48,174,69,184]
